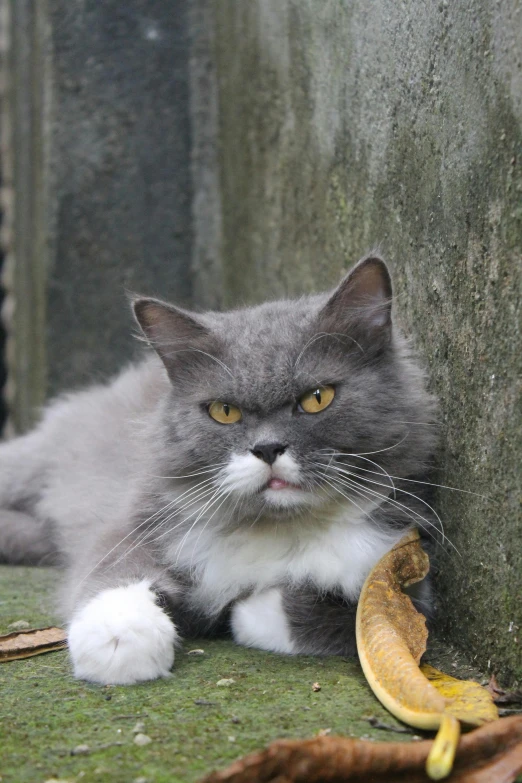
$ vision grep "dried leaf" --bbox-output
[355,529,447,730]
[355,529,498,778]
[356,530,498,731]
[0,626,67,661]
[487,674,522,706]
[199,715,522,783]
[421,664,499,726]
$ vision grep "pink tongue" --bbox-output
[268,478,292,490]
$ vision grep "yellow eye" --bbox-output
[298,385,335,414]
[208,401,242,424]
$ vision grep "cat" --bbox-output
[0,255,438,685]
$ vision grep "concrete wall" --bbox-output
[2,0,194,432]
[209,0,522,683]
[45,0,195,396]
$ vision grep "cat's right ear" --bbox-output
[132,297,212,373]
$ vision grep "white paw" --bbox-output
[68,580,177,684]
[231,588,295,654]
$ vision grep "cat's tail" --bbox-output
[0,431,60,565]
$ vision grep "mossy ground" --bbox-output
[0,566,422,783]
[0,566,496,783]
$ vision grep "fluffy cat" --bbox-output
[0,256,438,685]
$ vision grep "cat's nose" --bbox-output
[251,442,287,466]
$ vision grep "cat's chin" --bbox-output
[262,485,315,510]
[248,485,325,522]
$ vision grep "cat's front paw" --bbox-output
[68,580,177,684]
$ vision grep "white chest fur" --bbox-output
[178,502,405,615]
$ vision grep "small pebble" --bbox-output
[133,721,146,733]
[133,778,148,783]
[228,735,236,743]
[8,620,30,630]
[216,678,235,686]
[134,733,152,747]
[71,744,90,755]
[187,648,205,655]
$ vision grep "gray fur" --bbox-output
[0,256,438,661]
[283,588,359,657]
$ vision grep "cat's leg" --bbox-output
[231,581,433,657]
[231,588,296,653]
[231,587,358,656]
[65,539,182,685]
[0,510,61,565]
[0,432,60,564]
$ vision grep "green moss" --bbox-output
[0,566,419,783]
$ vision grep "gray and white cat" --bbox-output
[0,256,438,684]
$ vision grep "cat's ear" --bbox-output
[317,256,393,351]
[132,297,212,373]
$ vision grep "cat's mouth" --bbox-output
[265,477,302,491]
[260,475,317,512]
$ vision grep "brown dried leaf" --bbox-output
[0,626,67,661]
[421,664,499,727]
[356,530,498,738]
[199,716,522,783]
[356,529,448,729]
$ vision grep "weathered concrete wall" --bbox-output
[2,0,195,431]
[211,1,522,683]
[45,0,194,396]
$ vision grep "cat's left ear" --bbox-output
[317,255,393,351]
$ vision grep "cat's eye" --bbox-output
[298,385,335,414]
[208,401,242,424]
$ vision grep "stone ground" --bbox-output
[0,565,498,783]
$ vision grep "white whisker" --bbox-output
[320,467,461,558]
[326,462,448,545]
[159,347,235,379]
[188,490,233,575]
[321,469,441,547]
[89,477,221,578]
[294,331,363,369]
[319,474,381,524]
[109,485,219,568]
[144,463,229,480]
[333,461,491,501]
[173,482,229,565]
[76,496,181,586]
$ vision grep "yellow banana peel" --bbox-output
[356,528,498,780]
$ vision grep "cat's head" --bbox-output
[133,256,437,527]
